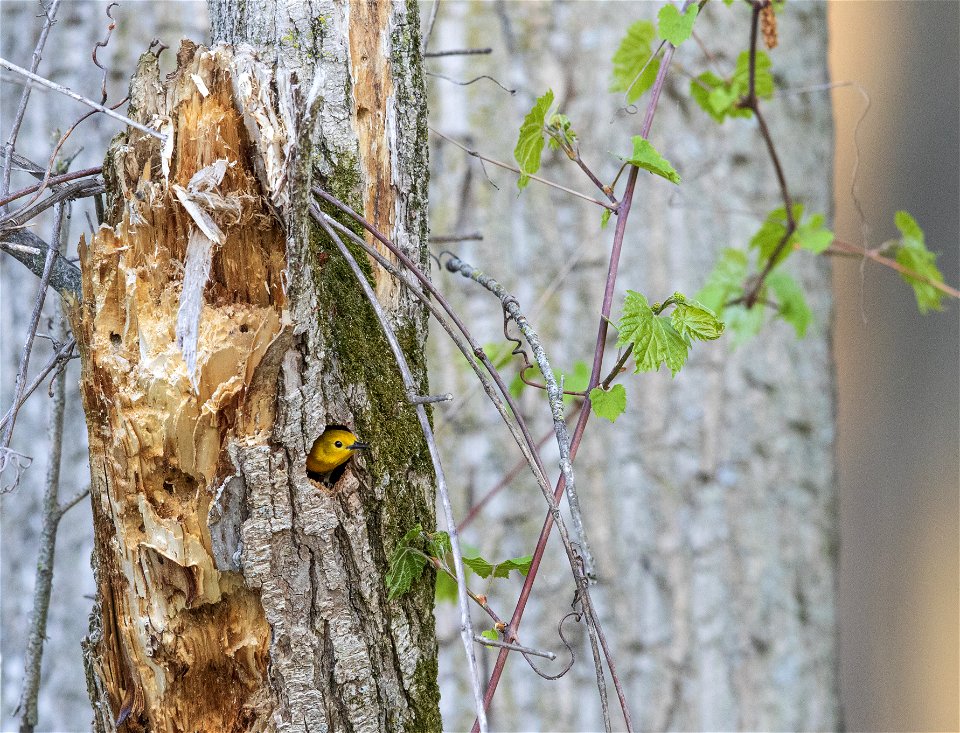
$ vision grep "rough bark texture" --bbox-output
[71,1,437,731]
[427,3,839,731]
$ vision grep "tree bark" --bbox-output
[73,2,437,731]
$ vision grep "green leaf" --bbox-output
[732,50,774,100]
[672,300,725,341]
[767,270,812,337]
[462,555,494,579]
[494,555,533,578]
[589,384,627,422]
[750,205,800,265]
[895,210,925,244]
[689,72,727,124]
[894,211,945,313]
[514,89,554,190]
[600,208,612,229]
[625,136,680,184]
[751,206,834,266]
[795,213,834,254]
[386,525,428,601]
[724,303,765,344]
[481,628,499,641]
[435,569,458,603]
[689,51,772,123]
[560,360,590,405]
[610,20,661,103]
[546,113,576,151]
[658,3,699,46]
[428,531,452,559]
[695,248,748,313]
[616,290,689,376]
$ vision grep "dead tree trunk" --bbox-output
[74,2,437,730]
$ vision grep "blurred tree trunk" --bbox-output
[428,3,839,731]
[73,1,438,730]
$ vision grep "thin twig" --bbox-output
[0,338,77,432]
[430,232,484,244]
[426,71,516,94]
[457,404,581,532]
[827,238,960,299]
[0,165,102,208]
[58,486,91,517]
[0,229,82,298]
[0,204,65,491]
[1,176,103,227]
[317,208,598,697]
[422,0,441,52]
[15,233,68,733]
[425,48,493,58]
[313,210,488,733]
[473,636,556,660]
[1,0,63,206]
[443,255,596,576]
[445,255,614,732]
[431,127,615,211]
[0,56,165,142]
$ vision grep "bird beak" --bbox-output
[348,441,370,451]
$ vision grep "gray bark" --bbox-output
[427,3,838,730]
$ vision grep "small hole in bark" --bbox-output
[162,481,174,493]
[239,324,249,333]
[110,332,121,346]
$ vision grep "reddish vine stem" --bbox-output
[473,18,684,730]
[740,0,796,306]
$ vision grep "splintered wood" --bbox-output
[73,42,282,731]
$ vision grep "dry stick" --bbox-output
[0,0,62,204]
[443,256,595,578]
[313,212,488,733]
[316,205,619,732]
[2,176,104,228]
[0,57,166,142]
[425,48,493,58]
[0,204,64,491]
[0,166,102,208]
[16,292,68,733]
[0,337,77,432]
[0,229,82,298]
[474,14,686,730]
[474,636,556,660]
[316,212,595,683]
[443,254,613,732]
[430,127,616,211]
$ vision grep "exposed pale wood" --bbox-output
[73,44,282,731]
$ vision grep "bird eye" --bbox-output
[334,441,343,448]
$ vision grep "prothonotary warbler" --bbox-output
[307,427,369,476]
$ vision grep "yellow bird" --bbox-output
[307,427,369,476]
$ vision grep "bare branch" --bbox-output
[0,204,66,491]
[0,229,82,297]
[473,636,556,661]
[16,295,69,732]
[0,56,166,142]
[1,0,63,204]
